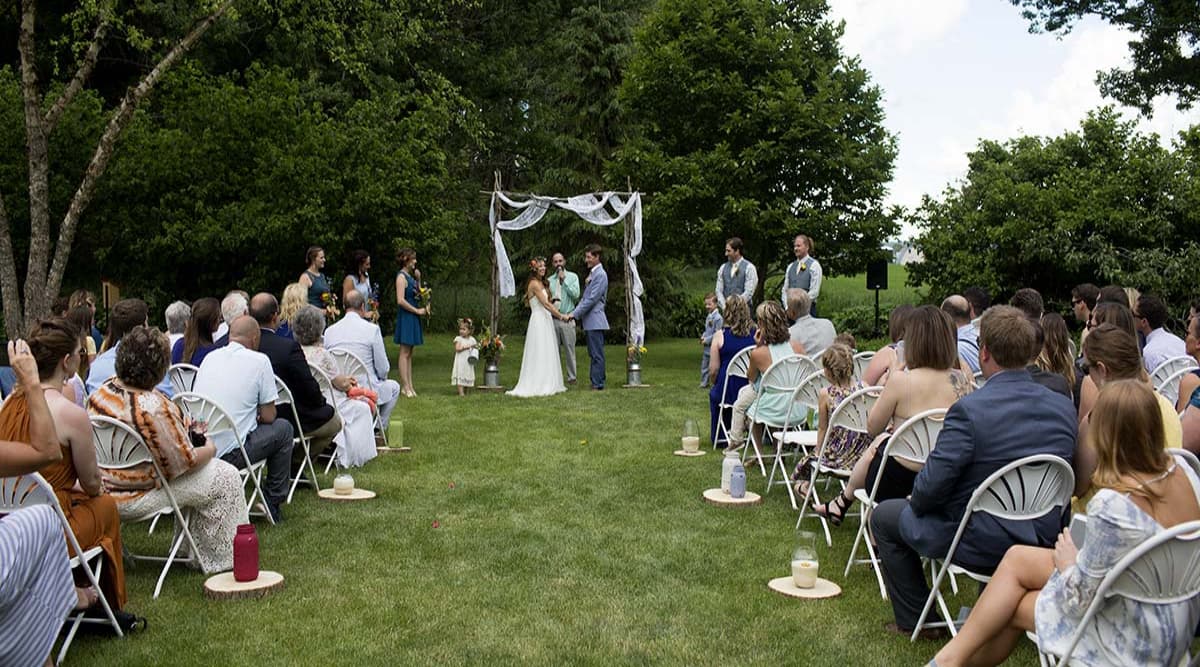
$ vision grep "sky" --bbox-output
[828,0,1200,240]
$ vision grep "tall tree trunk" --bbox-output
[0,194,23,339]
[17,0,51,330]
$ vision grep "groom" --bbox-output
[571,244,609,390]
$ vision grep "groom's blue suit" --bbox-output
[573,264,609,389]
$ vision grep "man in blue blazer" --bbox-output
[871,305,1077,636]
[570,244,609,390]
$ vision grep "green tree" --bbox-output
[615,0,898,288]
[909,108,1200,311]
[1010,0,1200,113]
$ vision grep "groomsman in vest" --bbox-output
[715,237,758,309]
[549,252,581,384]
[780,234,823,317]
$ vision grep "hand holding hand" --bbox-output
[1052,528,1078,573]
[8,340,39,389]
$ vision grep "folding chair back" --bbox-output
[912,454,1074,640]
[1156,366,1195,407]
[308,362,346,472]
[1151,356,1199,391]
[0,473,123,658]
[328,348,373,387]
[789,371,830,418]
[275,376,319,502]
[758,354,817,397]
[883,408,947,467]
[1050,520,1200,667]
[91,415,202,598]
[171,392,274,525]
[1168,448,1200,480]
[852,351,875,381]
[167,363,199,394]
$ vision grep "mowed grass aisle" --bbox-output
[69,334,1034,666]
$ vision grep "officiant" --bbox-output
[549,252,581,385]
[779,234,823,317]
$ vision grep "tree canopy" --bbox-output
[909,108,1200,311]
[1011,0,1200,113]
[615,0,898,286]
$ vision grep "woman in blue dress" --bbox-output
[299,246,332,309]
[394,247,427,397]
[707,295,756,447]
[342,249,378,322]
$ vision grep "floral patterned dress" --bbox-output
[792,383,871,482]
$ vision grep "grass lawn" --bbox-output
[66,331,1038,666]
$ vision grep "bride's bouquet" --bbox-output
[477,326,505,364]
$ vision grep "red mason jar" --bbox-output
[233,523,259,582]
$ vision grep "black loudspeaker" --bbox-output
[866,260,888,290]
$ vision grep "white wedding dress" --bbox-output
[507,297,567,397]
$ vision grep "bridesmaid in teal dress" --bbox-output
[394,248,427,397]
[299,246,332,309]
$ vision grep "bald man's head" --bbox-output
[941,295,971,325]
[229,315,262,350]
[249,292,279,328]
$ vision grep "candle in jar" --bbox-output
[681,435,700,452]
[334,474,355,495]
[791,559,819,589]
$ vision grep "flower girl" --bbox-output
[452,318,478,396]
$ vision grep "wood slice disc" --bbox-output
[317,488,376,502]
[701,488,762,506]
[766,576,841,599]
[204,571,285,600]
[476,386,506,392]
[673,449,706,457]
[622,384,651,388]
[376,446,411,453]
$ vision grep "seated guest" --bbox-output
[64,305,96,406]
[1009,287,1044,320]
[0,340,90,667]
[171,297,221,366]
[293,306,377,468]
[68,289,103,350]
[1,319,129,616]
[1135,293,1186,373]
[89,326,249,571]
[862,304,915,386]
[164,300,191,351]
[213,290,249,344]
[870,305,1076,637]
[1175,313,1200,413]
[931,380,1200,667]
[1075,301,1138,407]
[815,305,973,524]
[1070,282,1099,347]
[247,294,341,466]
[323,289,402,427]
[727,301,806,452]
[707,295,756,447]
[1074,323,1181,498]
[1183,385,1200,453]
[1029,314,1073,399]
[786,290,836,358]
[86,298,174,397]
[276,282,307,340]
[963,286,989,332]
[193,317,293,522]
[791,343,871,494]
[941,294,979,373]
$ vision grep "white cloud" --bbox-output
[830,0,968,59]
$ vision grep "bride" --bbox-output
[508,257,570,397]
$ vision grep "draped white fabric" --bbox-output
[489,191,645,344]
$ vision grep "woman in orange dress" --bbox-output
[0,317,128,611]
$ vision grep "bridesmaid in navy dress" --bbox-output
[394,247,426,397]
[708,295,756,447]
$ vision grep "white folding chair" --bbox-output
[843,408,947,599]
[171,392,275,525]
[167,363,199,395]
[743,354,818,476]
[765,370,830,506]
[1156,366,1196,408]
[1035,520,1200,667]
[1151,356,1199,391]
[309,362,348,473]
[793,385,882,546]
[91,415,203,598]
[327,347,388,447]
[911,454,1074,641]
[852,351,875,383]
[0,473,123,663]
[275,376,320,503]
[713,346,753,449]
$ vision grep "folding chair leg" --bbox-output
[244,466,276,526]
[863,529,888,600]
[744,430,768,476]
[286,440,320,504]
[796,482,833,546]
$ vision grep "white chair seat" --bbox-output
[775,430,819,447]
